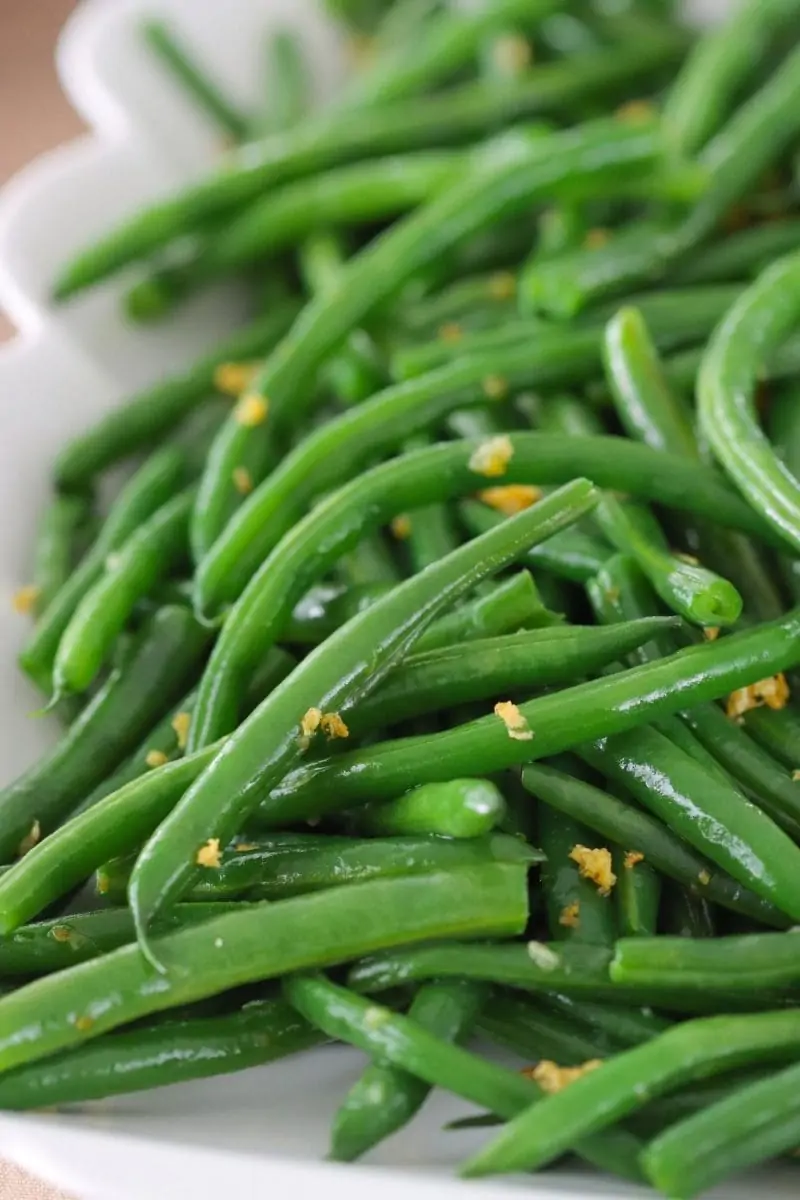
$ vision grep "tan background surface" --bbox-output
[1,9,83,1197]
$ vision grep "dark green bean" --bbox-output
[0,996,326,1110]
[414,571,559,653]
[30,493,93,617]
[521,761,785,928]
[477,989,621,1065]
[284,972,644,1182]
[0,606,210,863]
[642,1060,800,1199]
[741,704,800,769]
[346,780,507,840]
[611,929,800,992]
[540,993,670,1049]
[461,501,610,583]
[538,802,617,947]
[614,847,660,938]
[0,864,529,1072]
[671,219,800,286]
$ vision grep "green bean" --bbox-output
[611,930,800,992]
[741,704,800,769]
[347,942,793,1012]
[0,996,326,1110]
[401,270,518,332]
[283,582,390,645]
[662,0,800,155]
[254,29,311,137]
[415,571,561,653]
[347,780,506,840]
[521,762,787,928]
[198,120,663,546]
[284,973,644,1182]
[132,482,597,948]
[461,501,610,583]
[194,345,562,616]
[53,489,194,697]
[663,884,716,939]
[30,493,93,617]
[699,252,800,553]
[540,993,670,1050]
[0,864,528,1073]
[142,20,249,141]
[349,620,680,737]
[596,494,742,628]
[99,832,536,903]
[477,989,621,1065]
[614,847,660,938]
[580,726,800,920]
[255,611,800,853]
[538,802,617,947]
[671,218,800,286]
[330,980,488,1161]
[193,434,779,750]
[642,1060,800,1199]
[0,606,210,864]
[20,446,187,692]
[54,307,299,487]
[51,36,686,301]
[0,738,224,935]
[461,1009,800,1178]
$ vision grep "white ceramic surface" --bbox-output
[0,2,795,1198]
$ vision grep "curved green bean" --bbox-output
[346,780,506,840]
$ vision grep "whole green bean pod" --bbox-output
[0,738,224,934]
[142,20,250,141]
[52,35,687,299]
[284,973,644,1182]
[662,0,800,155]
[131,482,598,949]
[415,571,558,651]
[540,993,669,1049]
[54,306,299,486]
[330,980,488,1162]
[0,996,326,1111]
[346,780,506,840]
[196,119,663,542]
[192,434,777,750]
[477,989,621,1066]
[642,1060,800,1199]
[194,344,561,616]
[20,446,187,692]
[53,488,194,697]
[461,501,610,584]
[0,863,528,1073]
[614,847,660,938]
[99,832,536,903]
[742,704,800,769]
[671,218,800,287]
[464,1008,800,1178]
[520,762,785,928]
[30,493,94,617]
[581,727,800,920]
[699,251,800,553]
[538,802,617,947]
[348,620,680,737]
[253,614,800,848]
[611,930,800,992]
[0,606,210,863]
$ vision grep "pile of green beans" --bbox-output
[6,2,800,1195]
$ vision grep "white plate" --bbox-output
[0,2,796,1197]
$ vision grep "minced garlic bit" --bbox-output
[675,551,700,566]
[232,466,253,495]
[364,1005,392,1030]
[616,98,655,124]
[726,673,790,719]
[438,321,463,343]
[235,842,259,853]
[479,484,542,516]
[490,33,532,76]
[469,435,514,479]
[488,271,516,302]
[793,770,800,782]
[559,901,580,930]
[320,712,349,740]
[698,869,711,886]
[390,514,412,540]
[482,374,509,401]
[50,925,73,944]
[75,1015,94,1033]
[171,711,191,751]
[234,393,269,427]
[12,585,40,615]
[703,626,720,642]
[524,1059,603,1094]
[17,820,41,857]
[300,707,323,740]
[624,850,645,870]
[145,749,169,769]
[569,845,617,896]
[213,361,257,397]
[96,871,109,894]
[196,838,222,869]
[527,941,560,971]
[584,227,610,250]
[494,700,533,742]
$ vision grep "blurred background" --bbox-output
[0,0,83,340]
